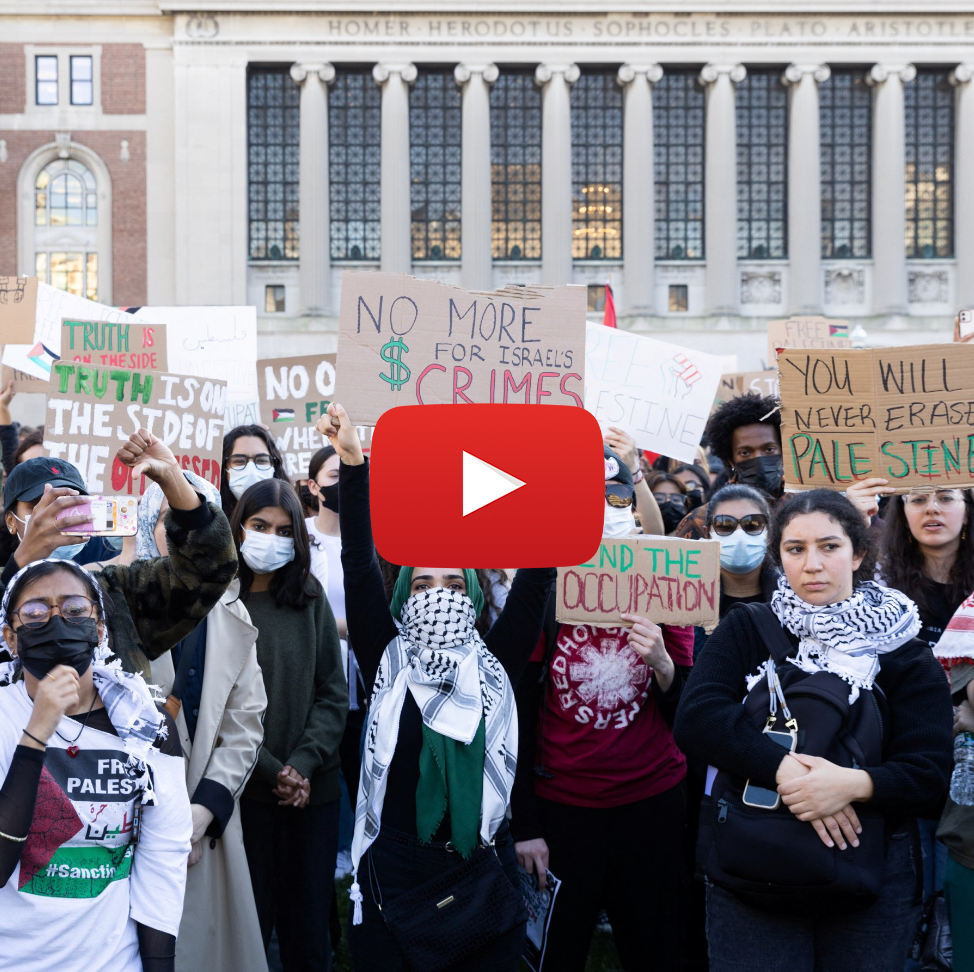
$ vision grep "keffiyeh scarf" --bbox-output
[0,558,167,804]
[933,590,974,672]
[770,575,921,702]
[349,587,518,924]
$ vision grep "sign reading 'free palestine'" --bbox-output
[779,344,974,491]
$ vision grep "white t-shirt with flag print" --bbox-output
[0,681,192,972]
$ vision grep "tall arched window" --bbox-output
[33,158,99,301]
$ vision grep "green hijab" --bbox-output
[391,564,486,856]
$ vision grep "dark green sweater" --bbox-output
[242,582,348,805]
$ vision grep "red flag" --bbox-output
[602,282,617,328]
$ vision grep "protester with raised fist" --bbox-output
[318,401,555,972]
[0,431,237,679]
[220,424,290,521]
[0,558,192,972]
[675,489,953,972]
[509,444,694,972]
[140,473,269,972]
[231,478,347,972]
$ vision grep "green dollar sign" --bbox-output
[379,337,411,391]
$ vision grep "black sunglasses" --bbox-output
[605,483,635,508]
[710,513,769,537]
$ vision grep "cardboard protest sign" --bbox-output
[767,316,850,365]
[556,535,721,627]
[584,324,722,463]
[333,272,586,424]
[1,364,46,393]
[779,343,974,491]
[43,361,227,495]
[61,319,167,371]
[2,283,153,380]
[0,277,39,344]
[714,370,780,410]
[257,353,373,479]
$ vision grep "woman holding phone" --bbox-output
[675,489,953,971]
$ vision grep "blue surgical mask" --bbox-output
[50,538,90,562]
[717,527,767,574]
[228,461,275,499]
[240,529,295,574]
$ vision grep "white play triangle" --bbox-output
[462,451,526,517]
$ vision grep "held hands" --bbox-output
[605,427,638,473]
[274,765,310,808]
[843,478,896,527]
[315,403,364,466]
[620,614,675,690]
[23,664,80,745]
[515,838,550,892]
[13,483,91,567]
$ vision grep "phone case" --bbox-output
[741,728,797,809]
[56,496,138,537]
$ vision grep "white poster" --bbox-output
[584,323,723,463]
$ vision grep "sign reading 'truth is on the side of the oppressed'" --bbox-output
[779,343,974,491]
[556,535,720,628]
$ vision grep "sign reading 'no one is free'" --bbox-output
[779,343,974,491]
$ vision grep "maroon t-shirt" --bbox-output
[533,622,693,808]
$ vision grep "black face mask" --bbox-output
[658,500,686,534]
[686,488,705,511]
[16,616,99,680]
[317,482,340,513]
[734,454,785,498]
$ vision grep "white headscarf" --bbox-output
[136,471,221,560]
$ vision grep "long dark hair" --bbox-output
[880,489,974,620]
[230,479,317,609]
[301,445,337,515]
[768,489,876,589]
[6,560,112,626]
[220,424,290,520]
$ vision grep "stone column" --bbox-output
[454,63,498,291]
[290,63,335,316]
[868,63,916,315]
[617,63,663,314]
[699,63,747,316]
[951,64,974,310]
[373,63,417,273]
[782,64,830,314]
[535,63,579,286]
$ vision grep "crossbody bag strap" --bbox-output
[739,602,795,666]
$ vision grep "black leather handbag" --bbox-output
[376,843,526,972]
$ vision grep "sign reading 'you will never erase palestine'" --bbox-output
[256,353,372,479]
[333,272,586,424]
[556,536,721,628]
[43,361,227,495]
[779,344,974,491]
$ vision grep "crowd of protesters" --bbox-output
[0,354,967,972]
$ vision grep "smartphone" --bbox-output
[56,496,138,537]
[741,729,797,810]
[960,310,974,339]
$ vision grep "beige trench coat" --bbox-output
[150,586,269,972]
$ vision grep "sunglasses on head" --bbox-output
[605,483,635,508]
[710,513,768,537]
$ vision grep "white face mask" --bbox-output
[716,527,767,575]
[10,512,30,541]
[228,461,275,499]
[240,529,295,574]
[604,505,637,539]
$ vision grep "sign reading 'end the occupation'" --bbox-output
[779,344,974,491]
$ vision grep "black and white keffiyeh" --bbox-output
[0,558,167,804]
[770,575,921,701]
[349,587,518,924]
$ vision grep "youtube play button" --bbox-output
[462,452,525,516]
[370,404,605,567]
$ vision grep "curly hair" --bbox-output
[767,489,876,589]
[880,490,974,621]
[703,393,781,469]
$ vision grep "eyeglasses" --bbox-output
[227,454,274,471]
[653,492,687,509]
[605,483,635,508]
[12,595,97,628]
[903,491,964,510]
[710,513,769,537]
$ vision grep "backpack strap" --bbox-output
[737,602,795,666]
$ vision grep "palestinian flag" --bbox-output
[829,324,849,338]
[27,342,59,374]
[273,409,295,422]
